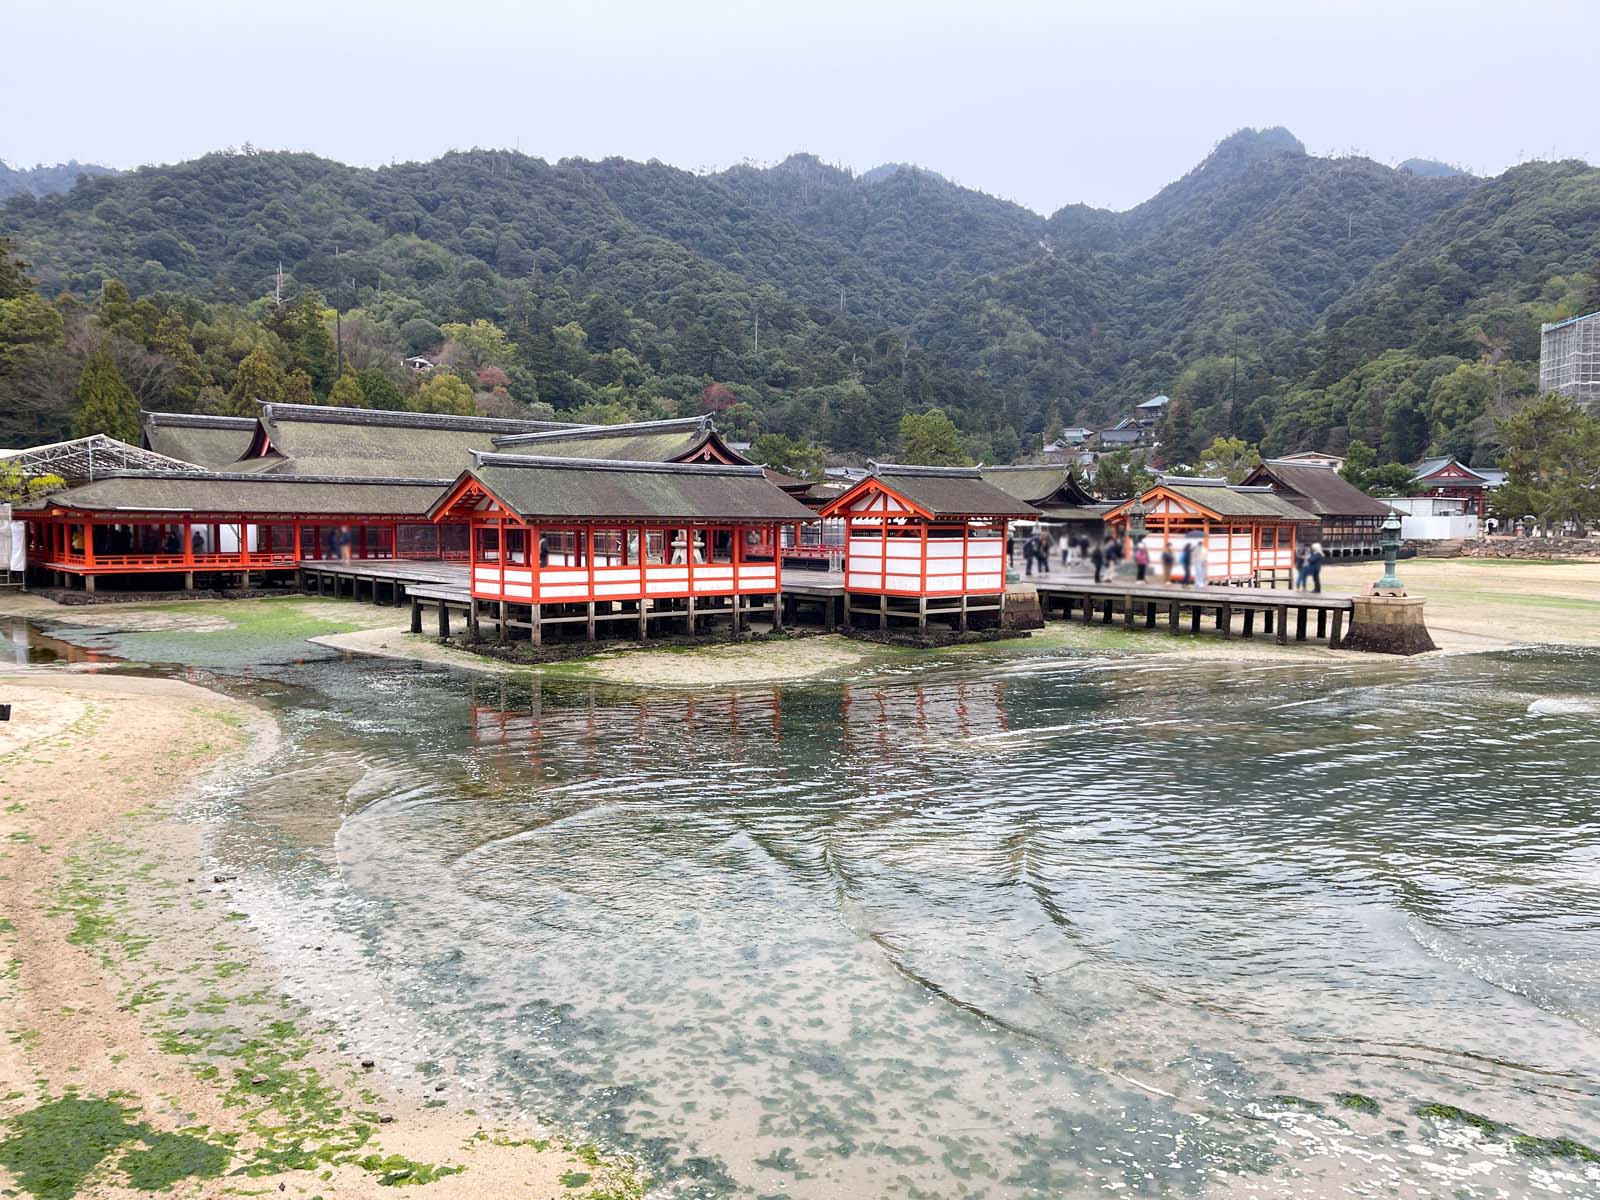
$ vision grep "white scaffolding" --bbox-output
[0,435,205,486]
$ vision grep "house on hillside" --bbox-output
[1274,450,1344,470]
[1240,459,1394,557]
[404,355,434,372]
[1134,395,1169,428]
[1097,419,1144,448]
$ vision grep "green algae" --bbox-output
[1415,1101,1600,1162]
[0,1094,231,1200]
[1333,1092,1381,1114]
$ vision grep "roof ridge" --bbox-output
[95,468,452,486]
[489,415,713,447]
[869,462,983,477]
[258,402,578,434]
[473,452,763,477]
[142,411,260,429]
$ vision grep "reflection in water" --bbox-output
[178,646,1600,1197]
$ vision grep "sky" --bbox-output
[8,0,1598,214]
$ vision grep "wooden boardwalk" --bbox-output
[1033,580,1352,646]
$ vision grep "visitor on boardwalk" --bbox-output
[1023,531,1037,577]
[1161,541,1175,583]
[1294,542,1310,590]
[334,525,354,563]
[1006,531,1015,567]
[1091,539,1106,583]
[1134,541,1149,582]
[1059,532,1071,569]
[1306,542,1325,593]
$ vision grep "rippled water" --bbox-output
[23,613,1600,1197]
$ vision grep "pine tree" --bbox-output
[153,312,210,407]
[71,347,141,442]
[281,368,316,406]
[291,290,335,396]
[227,346,284,415]
[354,368,404,411]
[0,236,31,302]
[328,371,368,408]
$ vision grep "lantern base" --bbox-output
[1342,595,1436,655]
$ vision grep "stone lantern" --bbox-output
[1375,511,1404,594]
[1127,494,1148,545]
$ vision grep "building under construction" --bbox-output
[1539,310,1600,406]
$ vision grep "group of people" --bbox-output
[1009,529,1146,584]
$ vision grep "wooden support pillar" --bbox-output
[772,590,783,632]
[498,601,509,643]
[532,603,542,647]
[184,572,195,592]
[1295,607,1308,641]
[878,593,887,631]
[733,593,744,636]
[958,595,969,633]
[468,600,480,640]
[1144,601,1157,629]
[1263,607,1274,634]
[1168,601,1180,634]
[917,597,927,633]
[1329,609,1344,648]
[1218,603,1232,637]
[240,570,251,589]
[410,599,422,634]
[1275,608,1288,645]
[1081,594,1093,625]
[1101,598,1113,625]
[638,601,648,641]
[1243,609,1256,638]
[84,574,96,594]
[689,594,699,637]
[585,601,596,641]
[1189,605,1201,635]
[438,603,451,639]
[1123,595,1136,628]
[1316,609,1328,640]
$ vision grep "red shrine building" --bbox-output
[1410,456,1502,518]
[816,465,1038,629]
[429,453,815,642]
[1103,477,1317,584]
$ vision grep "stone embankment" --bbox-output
[1451,536,1600,561]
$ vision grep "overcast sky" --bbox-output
[9,0,1596,213]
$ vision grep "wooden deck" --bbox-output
[1033,580,1353,646]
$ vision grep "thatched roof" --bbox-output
[982,464,1107,518]
[489,416,750,465]
[24,469,446,518]
[438,454,816,523]
[1241,461,1394,518]
[821,465,1040,519]
[1107,478,1318,522]
[244,403,578,478]
[141,412,260,467]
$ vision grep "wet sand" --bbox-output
[0,670,641,1198]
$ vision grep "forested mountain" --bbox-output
[3,129,1598,469]
[0,160,118,201]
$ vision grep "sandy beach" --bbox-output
[0,669,643,1198]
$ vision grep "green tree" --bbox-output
[281,368,316,406]
[1194,435,1261,483]
[750,433,825,481]
[71,348,141,442]
[290,290,335,395]
[328,371,368,408]
[1092,449,1155,500]
[1493,393,1600,534]
[1340,442,1421,497]
[409,372,474,415]
[152,312,210,406]
[439,318,514,371]
[0,236,30,302]
[1160,396,1203,465]
[897,408,970,466]
[0,461,66,504]
[227,345,284,415]
[354,368,404,411]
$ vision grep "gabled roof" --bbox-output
[22,469,447,518]
[817,465,1040,520]
[431,454,816,524]
[1241,460,1394,517]
[488,415,750,466]
[141,412,259,468]
[243,403,579,478]
[1136,394,1170,409]
[1104,478,1318,523]
[982,464,1106,517]
[1412,455,1491,485]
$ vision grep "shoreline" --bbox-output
[0,668,645,1198]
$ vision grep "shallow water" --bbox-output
[18,615,1600,1197]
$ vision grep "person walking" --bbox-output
[1058,532,1070,570]
[1307,541,1325,594]
[1023,531,1036,577]
[1134,541,1149,582]
[1192,535,1209,588]
[1161,542,1175,583]
[1294,541,1309,590]
[1091,539,1106,584]
[1007,530,1015,568]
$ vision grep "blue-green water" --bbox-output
[14,614,1600,1197]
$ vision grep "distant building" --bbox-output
[404,355,434,372]
[1240,459,1394,557]
[1134,394,1169,428]
[1274,450,1344,471]
[1539,311,1600,406]
[1097,418,1144,447]
[1412,456,1499,518]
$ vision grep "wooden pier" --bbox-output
[1033,580,1352,646]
